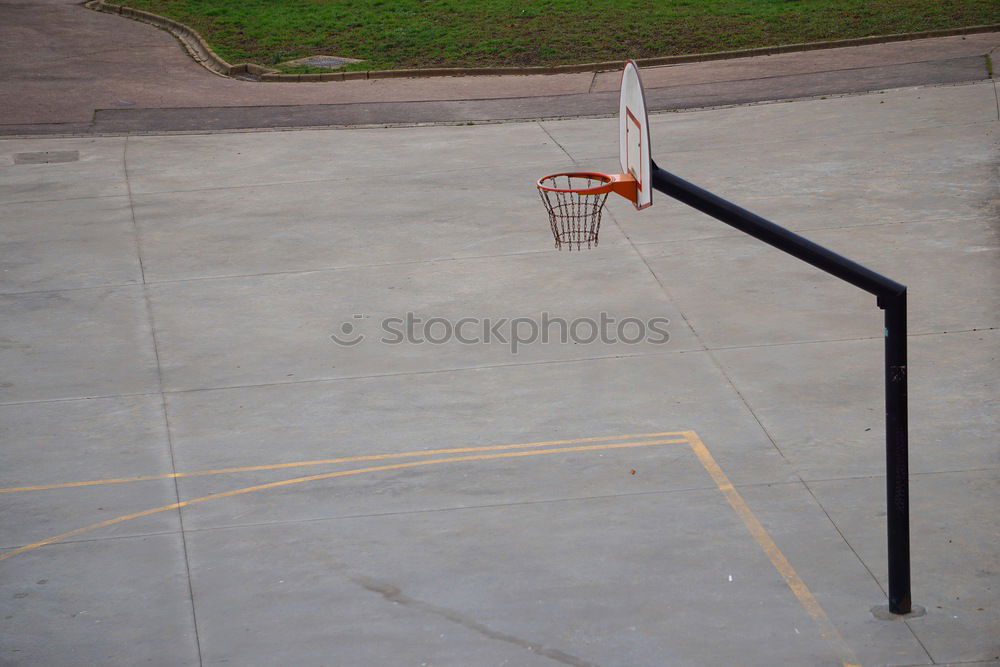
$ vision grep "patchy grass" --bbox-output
[110,0,1000,71]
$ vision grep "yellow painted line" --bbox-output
[0,438,683,562]
[0,431,686,494]
[2,427,864,666]
[681,431,862,667]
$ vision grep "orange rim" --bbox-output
[536,172,615,195]
[537,172,638,202]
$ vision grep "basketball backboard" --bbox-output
[619,60,652,209]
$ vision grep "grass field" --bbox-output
[111,0,1000,72]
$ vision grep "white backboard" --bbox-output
[619,60,652,209]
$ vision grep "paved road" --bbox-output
[0,0,997,133]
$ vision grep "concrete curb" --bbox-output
[84,0,276,79]
[85,2,1000,83]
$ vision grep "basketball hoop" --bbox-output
[536,61,652,251]
[536,172,637,250]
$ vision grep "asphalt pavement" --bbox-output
[0,0,997,133]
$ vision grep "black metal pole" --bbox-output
[883,291,912,614]
[649,166,904,298]
[650,164,912,614]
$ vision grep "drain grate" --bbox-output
[13,151,80,165]
[278,55,363,69]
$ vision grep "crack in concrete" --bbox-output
[354,577,600,666]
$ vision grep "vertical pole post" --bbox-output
[883,290,911,614]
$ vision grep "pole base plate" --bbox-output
[871,604,926,620]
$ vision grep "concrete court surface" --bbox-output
[1,79,998,666]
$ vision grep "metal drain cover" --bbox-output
[278,55,363,69]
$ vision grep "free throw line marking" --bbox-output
[0,438,685,562]
[0,431,687,494]
[2,430,860,665]
[682,431,861,667]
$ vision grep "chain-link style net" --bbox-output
[537,173,612,251]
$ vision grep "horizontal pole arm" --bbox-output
[650,165,906,300]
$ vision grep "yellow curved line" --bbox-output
[0,438,683,562]
[0,431,685,494]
